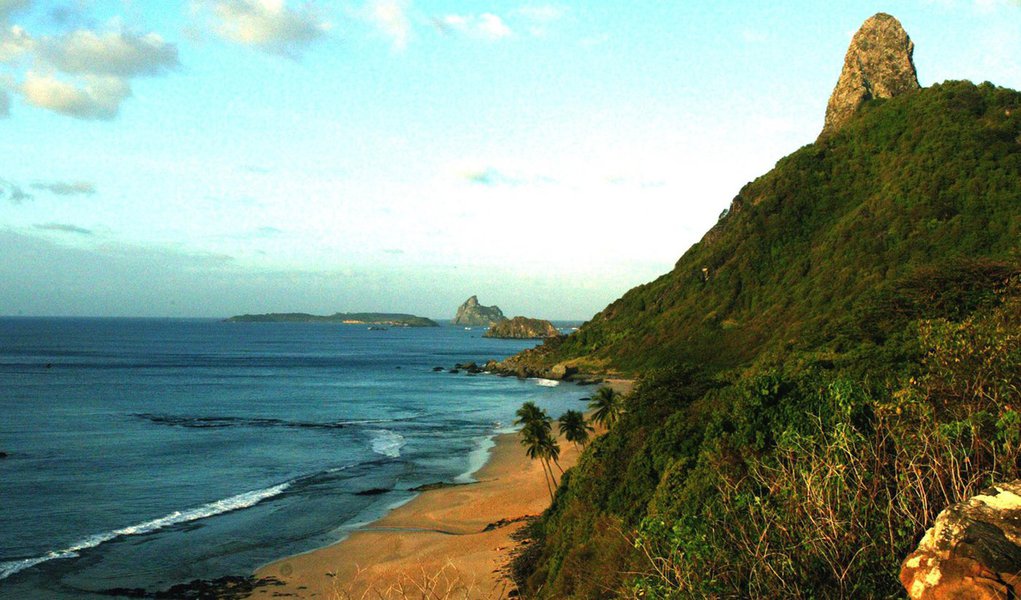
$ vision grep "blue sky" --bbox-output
[1,0,1019,319]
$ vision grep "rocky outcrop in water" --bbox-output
[452,296,507,327]
[820,12,920,138]
[900,480,1021,599]
[484,317,559,340]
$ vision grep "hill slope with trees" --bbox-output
[510,80,1021,598]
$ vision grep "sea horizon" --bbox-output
[0,317,585,598]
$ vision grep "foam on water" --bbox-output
[0,482,290,581]
[454,434,497,483]
[533,378,560,387]
[370,430,405,458]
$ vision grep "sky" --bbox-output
[1,0,1019,319]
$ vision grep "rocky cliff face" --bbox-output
[452,295,507,326]
[820,12,919,138]
[483,316,559,339]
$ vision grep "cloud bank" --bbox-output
[0,5,180,119]
[31,180,95,195]
[200,0,330,56]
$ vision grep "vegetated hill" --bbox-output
[510,81,1021,599]
[225,312,438,327]
[509,80,1021,378]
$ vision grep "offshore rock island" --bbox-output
[451,295,507,327]
[483,316,560,339]
[224,312,438,327]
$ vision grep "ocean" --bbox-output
[0,318,586,599]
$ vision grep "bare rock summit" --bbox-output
[820,13,920,138]
[452,295,507,327]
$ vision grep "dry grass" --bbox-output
[329,562,515,600]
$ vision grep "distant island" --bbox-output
[224,313,438,327]
[484,316,559,339]
[452,295,507,327]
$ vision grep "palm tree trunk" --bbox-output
[540,460,555,501]
[544,458,559,488]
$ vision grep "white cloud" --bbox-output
[35,222,93,235]
[20,71,130,120]
[0,88,8,116]
[32,180,96,195]
[477,13,511,39]
[38,29,179,77]
[1,19,179,119]
[516,5,565,23]
[0,0,31,21]
[0,25,33,63]
[364,0,411,50]
[0,177,32,202]
[440,12,511,40]
[202,0,331,56]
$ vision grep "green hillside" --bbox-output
[508,80,1020,377]
[511,81,1021,598]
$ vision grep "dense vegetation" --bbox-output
[512,81,1021,598]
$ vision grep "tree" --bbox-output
[558,409,594,449]
[516,401,560,500]
[589,386,624,429]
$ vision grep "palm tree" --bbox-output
[516,402,558,499]
[515,401,547,430]
[558,410,594,450]
[589,386,623,429]
[542,431,564,477]
[520,421,555,500]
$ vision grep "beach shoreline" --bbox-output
[245,429,578,599]
[245,378,630,600]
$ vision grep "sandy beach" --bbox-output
[247,379,631,600]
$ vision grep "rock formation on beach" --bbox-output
[900,481,1021,599]
[452,296,507,326]
[820,12,920,138]
[483,316,559,339]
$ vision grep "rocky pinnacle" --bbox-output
[820,13,920,138]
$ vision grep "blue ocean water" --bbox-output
[0,318,586,599]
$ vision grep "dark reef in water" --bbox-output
[100,575,283,599]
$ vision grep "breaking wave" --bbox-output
[0,482,290,581]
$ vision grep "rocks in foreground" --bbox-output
[483,317,559,340]
[901,480,1021,599]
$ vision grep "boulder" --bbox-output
[820,13,920,138]
[900,480,1021,599]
